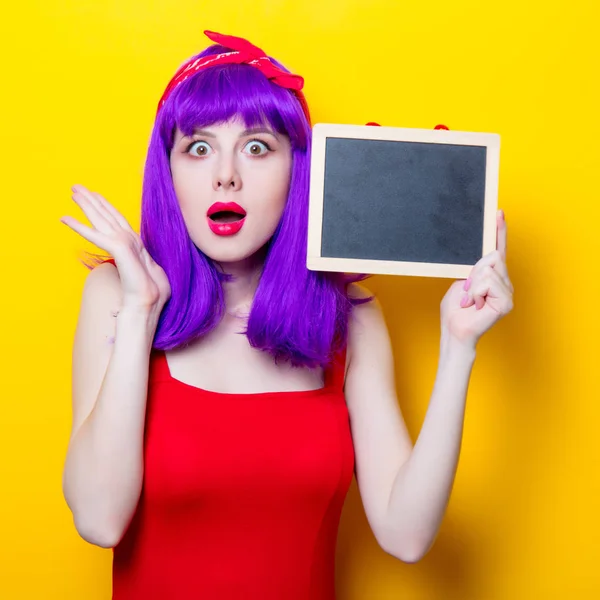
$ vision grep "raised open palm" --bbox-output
[61,184,171,309]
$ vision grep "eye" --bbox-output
[187,141,212,157]
[243,140,271,156]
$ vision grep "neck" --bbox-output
[216,248,267,317]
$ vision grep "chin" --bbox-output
[194,237,271,267]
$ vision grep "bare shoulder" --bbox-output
[82,260,121,294]
[346,283,391,375]
[79,260,126,317]
[347,282,388,340]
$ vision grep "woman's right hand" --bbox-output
[61,184,171,311]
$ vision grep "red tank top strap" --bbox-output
[324,347,347,393]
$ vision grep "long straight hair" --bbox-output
[136,44,366,368]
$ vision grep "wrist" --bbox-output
[440,328,478,363]
[115,305,161,343]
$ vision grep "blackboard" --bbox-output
[307,124,500,278]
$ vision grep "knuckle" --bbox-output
[499,293,513,313]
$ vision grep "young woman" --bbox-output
[61,31,514,599]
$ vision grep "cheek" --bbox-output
[171,163,210,215]
[172,162,194,193]
[267,159,293,211]
[264,176,290,226]
[242,157,291,216]
[272,171,292,211]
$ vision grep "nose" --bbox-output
[213,154,242,191]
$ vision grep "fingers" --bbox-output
[461,265,513,313]
[60,215,109,249]
[71,185,134,233]
[464,211,512,293]
[465,250,512,293]
[496,209,507,259]
[63,184,137,238]
[61,185,133,254]
[70,189,116,234]
[71,185,119,231]
[91,191,135,233]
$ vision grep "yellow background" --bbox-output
[0,0,598,598]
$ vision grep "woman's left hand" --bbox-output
[440,210,514,349]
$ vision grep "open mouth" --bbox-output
[209,210,245,223]
[207,202,247,222]
[207,202,247,236]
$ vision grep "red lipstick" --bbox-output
[207,202,247,236]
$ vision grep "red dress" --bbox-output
[112,348,355,599]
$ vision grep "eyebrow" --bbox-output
[184,126,280,140]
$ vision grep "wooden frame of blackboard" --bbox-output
[307,123,501,279]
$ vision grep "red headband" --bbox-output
[156,30,310,122]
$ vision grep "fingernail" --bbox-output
[463,277,472,291]
[460,294,469,308]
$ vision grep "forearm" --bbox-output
[63,308,156,547]
[384,333,476,561]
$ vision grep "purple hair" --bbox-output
[139,44,367,368]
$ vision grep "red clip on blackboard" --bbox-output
[366,123,450,130]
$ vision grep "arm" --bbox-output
[346,211,513,563]
[385,334,475,561]
[62,262,160,548]
[345,292,485,563]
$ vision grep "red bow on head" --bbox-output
[157,30,309,121]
